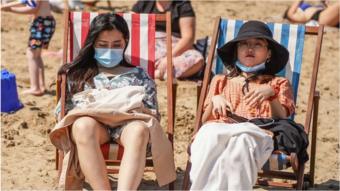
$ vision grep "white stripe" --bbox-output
[73,12,82,60]
[123,13,132,63]
[89,12,98,27]
[109,144,119,160]
[269,154,278,170]
[272,23,282,45]
[285,25,298,82]
[226,19,236,44]
[139,14,149,70]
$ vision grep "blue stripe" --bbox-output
[216,19,228,74]
[262,160,270,171]
[267,22,275,34]
[234,20,244,37]
[292,24,305,103]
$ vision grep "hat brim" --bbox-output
[217,32,289,75]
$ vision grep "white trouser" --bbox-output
[190,122,273,190]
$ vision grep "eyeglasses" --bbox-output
[237,41,268,51]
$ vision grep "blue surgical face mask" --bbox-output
[94,48,124,68]
[235,60,266,73]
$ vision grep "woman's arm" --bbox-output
[1,1,23,10]
[268,98,288,118]
[1,0,40,14]
[172,17,195,57]
[5,5,39,14]
[202,102,213,123]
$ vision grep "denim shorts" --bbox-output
[105,122,152,157]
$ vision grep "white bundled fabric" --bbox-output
[190,122,274,190]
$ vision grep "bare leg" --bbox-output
[72,116,111,190]
[319,2,340,26]
[117,121,149,190]
[23,48,45,96]
[178,59,204,79]
[36,55,46,92]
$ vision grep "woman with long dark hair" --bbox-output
[52,13,175,190]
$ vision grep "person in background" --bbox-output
[284,0,339,27]
[132,0,204,80]
[1,0,56,96]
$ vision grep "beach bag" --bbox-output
[227,112,309,163]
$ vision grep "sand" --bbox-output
[1,0,339,190]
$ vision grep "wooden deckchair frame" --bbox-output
[182,17,324,190]
[55,8,175,189]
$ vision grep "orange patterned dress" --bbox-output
[203,74,295,123]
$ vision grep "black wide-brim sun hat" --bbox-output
[217,20,289,75]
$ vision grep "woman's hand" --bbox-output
[211,95,233,118]
[155,57,167,80]
[244,85,275,108]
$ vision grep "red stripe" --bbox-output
[69,12,74,62]
[131,14,140,66]
[117,145,124,160]
[100,143,110,160]
[81,12,91,48]
[148,14,156,79]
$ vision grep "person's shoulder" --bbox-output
[174,0,195,17]
[132,0,154,13]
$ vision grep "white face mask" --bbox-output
[235,60,266,73]
[94,48,124,68]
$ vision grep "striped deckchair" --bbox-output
[56,10,175,189]
[182,17,324,190]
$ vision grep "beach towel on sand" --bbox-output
[50,86,176,189]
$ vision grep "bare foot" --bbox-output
[22,89,45,96]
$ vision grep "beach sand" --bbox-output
[1,0,339,190]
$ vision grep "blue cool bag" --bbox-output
[1,69,23,113]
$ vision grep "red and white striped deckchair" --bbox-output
[56,10,175,189]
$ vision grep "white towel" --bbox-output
[190,122,273,190]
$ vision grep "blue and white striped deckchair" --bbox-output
[214,19,305,106]
[183,17,324,190]
[212,20,307,174]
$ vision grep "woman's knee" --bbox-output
[122,122,149,146]
[72,117,100,144]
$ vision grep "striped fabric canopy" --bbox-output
[69,12,156,78]
[214,19,306,103]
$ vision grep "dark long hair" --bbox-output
[58,13,133,95]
